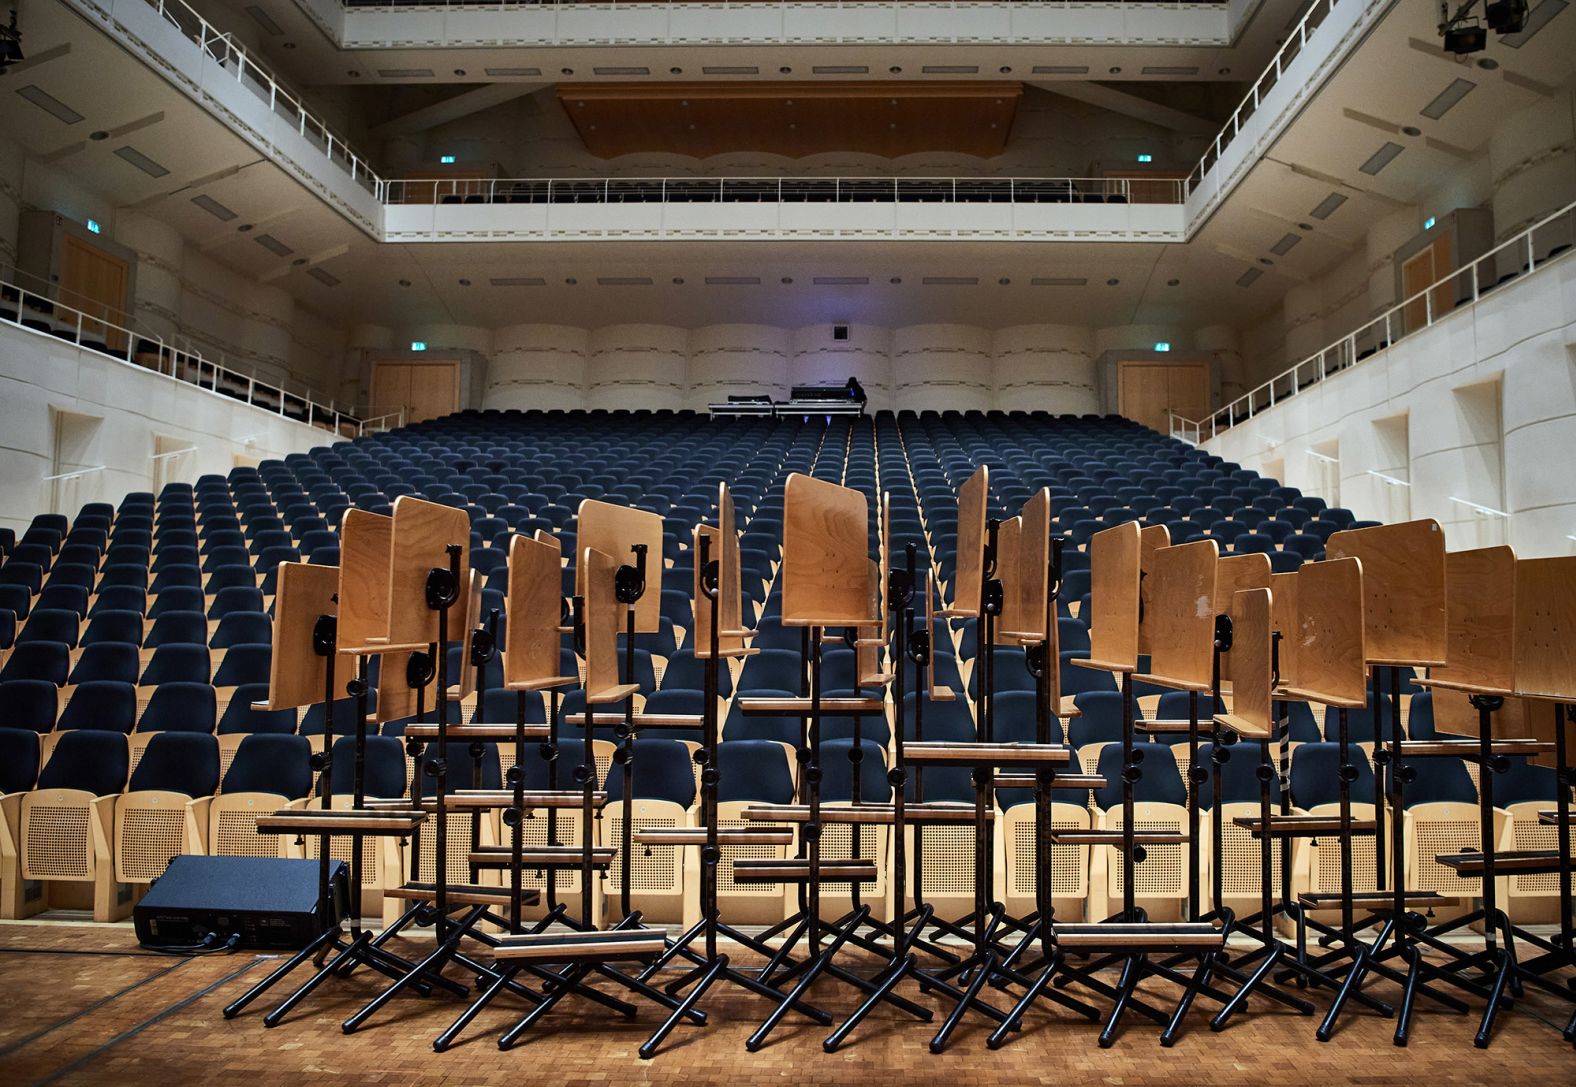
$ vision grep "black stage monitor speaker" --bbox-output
[134,855,346,950]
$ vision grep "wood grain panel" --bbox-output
[781,473,873,628]
[1138,539,1218,691]
[558,81,1021,159]
[1513,556,1576,701]
[576,500,664,633]
[1326,520,1446,667]
[947,466,988,618]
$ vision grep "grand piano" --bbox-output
[708,379,867,419]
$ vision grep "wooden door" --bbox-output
[1402,233,1452,335]
[370,361,460,425]
[1119,361,1209,434]
[59,235,129,351]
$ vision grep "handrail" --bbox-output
[358,409,408,436]
[1365,469,1410,488]
[1184,0,1336,195]
[1305,449,1337,464]
[43,466,107,482]
[141,0,380,191]
[1170,198,1576,444]
[1,278,359,436]
[378,174,1181,206]
[149,446,199,461]
[345,0,1229,6]
[1449,496,1509,519]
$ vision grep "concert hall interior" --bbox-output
[0,0,1573,1080]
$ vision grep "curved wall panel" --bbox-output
[686,324,792,412]
[892,324,993,413]
[489,324,588,411]
[991,325,1098,414]
[586,324,687,411]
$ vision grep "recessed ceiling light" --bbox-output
[1309,192,1347,220]
[1401,125,1421,137]
[1218,67,1232,75]
[1258,258,1274,266]
[671,67,683,75]
[565,277,578,284]
[1031,277,1087,286]
[998,277,1011,285]
[238,224,253,232]
[282,42,295,50]
[1109,67,1122,74]
[291,258,307,266]
[999,66,1012,74]
[813,277,867,286]
[1032,66,1090,75]
[1420,79,1476,120]
[191,194,236,221]
[890,66,902,74]
[1269,233,1303,256]
[890,277,902,284]
[16,85,84,125]
[561,68,574,75]
[306,268,339,287]
[1298,222,1313,231]
[114,146,170,177]
[89,130,108,141]
[453,69,466,76]
[1358,141,1404,175]
[705,277,761,285]
[1477,57,1500,69]
[672,277,684,285]
[780,67,792,74]
[1106,278,1119,286]
[253,234,292,256]
[376,69,435,78]
[922,277,978,286]
[1166,278,1180,286]
[348,71,361,78]
[458,278,471,286]
[398,279,411,287]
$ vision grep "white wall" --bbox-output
[1203,251,1576,558]
[478,321,1109,414]
[0,322,336,535]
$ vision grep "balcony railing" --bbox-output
[1184,0,1337,195]
[378,175,1180,206]
[139,0,379,191]
[1168,200,1576,444]
[1,278,361,437]
[344,0,1229,6]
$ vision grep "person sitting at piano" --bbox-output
[845,377,867,404]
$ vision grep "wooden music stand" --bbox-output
[1215,553,1273,688]
[737,474,931,1052]
[1132,538,1219,923]
[1055,521,1229,1048]
[944,465,988,620]
[223,561,436,1028]
[382,497,470,648]
[1322,520,1471,1047]
[576,500,664,635]
[634,486,831,1059]
[1137,524,1171,658]
[581,544,639,707]
[1414,549,1576,1046]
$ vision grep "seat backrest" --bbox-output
[990,690,1062,744]
[59,680,138,733]
[1493,756,1561,807]
[37,729,129,795]
[821,737,891,802]
[128,732,220,796]
[1290,743,1376,808]
[217,683,298,734]
[1,640,69,686]
[1196,741,1267,807]
[146,611,209,648]
[212,644,272,687]
[1068,690,1125,748]
[139,682,218,733]
[1406,758,1476,807]
[222,734,314,798]
[2,678,58,732]
[140,643,211,686]
[328,736,407,797]
[715,740,794,803]
[0,727,41,793]
[606,738,696,805]
[1091,742,1186,808]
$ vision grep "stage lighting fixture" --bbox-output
[0,10,23,68]
[1443,22,1488,53]
[1486,0,1527,32]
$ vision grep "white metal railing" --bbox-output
[378,175,1181,207]
[42,466,107,482]
[149,447,199,461]
[1450,496,1509,519]
[1185,0,1336,195]
[1,278,360,436]
[1170,199,1576,443]
[1365,469,1409,488]
[357,410,408,435]
[142,0,379,192]
[344,0,1228,7]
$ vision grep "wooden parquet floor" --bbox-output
[1,921,1572,1085]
